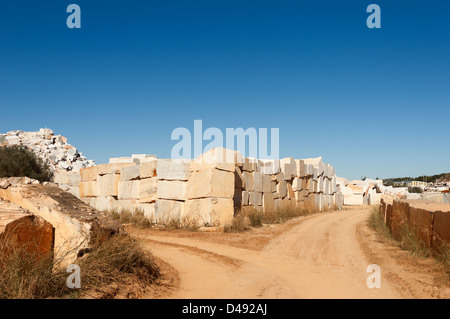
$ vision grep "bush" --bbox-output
[0,246,69,299]
[107,210,152,229]
[0,145,52,182]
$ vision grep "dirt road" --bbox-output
[130,207,450,299]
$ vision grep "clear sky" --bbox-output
[1,1,449,180]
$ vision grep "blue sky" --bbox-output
[0,1,449,180]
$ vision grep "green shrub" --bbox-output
[0,145,52,182]
[408,187,423,194]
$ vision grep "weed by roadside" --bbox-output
[369,205,450,279]
[225,207,316,233]
[368,206,393,240]
[107,209,199,232]
[108,209,152,229]
[0,234,159,299]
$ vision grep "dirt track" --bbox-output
[129,206,450,299]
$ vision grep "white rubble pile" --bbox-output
[0,128,95,172]
[337,177,408,206]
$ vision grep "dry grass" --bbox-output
[369,205,450,278]
[436,245,450,278]
[107,209,199,232]
[107,206,318,233]
[76,234,159,295]
[399,224,430,258]
[0,234,159,299]
[0,246,71,299]
[225,207,316,233]
[108,209,152,229]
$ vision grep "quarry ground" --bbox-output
[127,206,450,299]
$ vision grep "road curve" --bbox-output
[136,208,403,299]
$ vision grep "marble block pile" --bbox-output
[235,155,343,214]
[338,178,407,206]
[78,148,343,226]
[0,128,95,172]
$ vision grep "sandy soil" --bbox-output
[127,206,450,299]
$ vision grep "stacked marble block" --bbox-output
[79,153,236,226]
[78,150,343,226]
[235,156,343,213]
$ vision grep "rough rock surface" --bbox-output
[0,177,121,265]
[0,200,54,260]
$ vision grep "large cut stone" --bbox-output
[97,174,120,197]
[119,165,140,181]
[277,179,287,198]
[94,196,118,212]
[157,180,187,201]
[262,174,271,193]
[280,158,296,180]
[184,198,234,226]
[187,168,234,199]
[303,157,324,177]
[80,166,99,182]
[80,181,98,198]
[292,177,301,191]
[253,172,263,193]
[191,147,241,172]
[157,159,190,181]
[53,170,70,184]
[0,182,121,267]
[118,180,140,200]
[68,173,81,187]
[249,192,262,206]
[140,159,157,178]
[243,171,254,191]
[242,190,250,205]
[263,192,274,212]
[139,178,158,203]
[98,163,135,175]
[295,159,306,178]
[155,200,184,224]
[109,157,134,164]
[115,199,139,213]
[344,194,364,206]
[234,166,245,189]
[138,203,156,222]
[258,159,280,175]
[0,203,54,260]
[242,157,257,172]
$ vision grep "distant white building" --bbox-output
[407,181,428,188]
